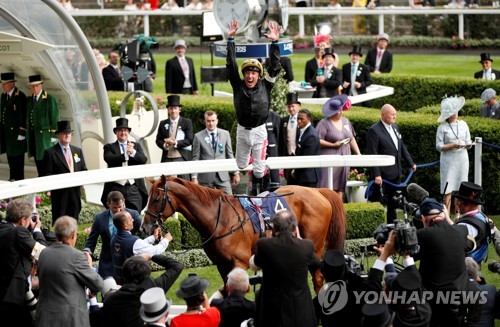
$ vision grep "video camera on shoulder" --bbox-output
[373,220,419,256]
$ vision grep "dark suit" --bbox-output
[0,223,46,326]
[366,121,414,222]
[102,65,124,91]
[364,48,393,73]
[480,102,500,119]
[305,57,319,84]
[0,87,27,181]
[36,243,103,327]
[294,125,321,187]
[42,143,87,224]
[191,128,234,194]
[83,208,142,278]
[341,62,372,96]
[474,68,500,79]
[165,56,198,94]
[254,232,320,327]
[310,66,343,98]
[101,141,148,212]
[280,57,294,82]
[211,295,255,327]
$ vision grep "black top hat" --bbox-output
[286,92,301,105]
[167,95,182,107]
[389,270,421,300]
[349,45,363,57]
[361,303,394,327]
[113,117,132,133]
[479,53,493,63]
[452,181,484,205]
[28,75,43,85]
[176,275,209,299]
[320,250,346,282]
[0,72,16,83]
[322,48,336,59]
[55,120,73,134]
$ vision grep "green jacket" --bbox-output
[26,90,59,160]
[0,87,27,156]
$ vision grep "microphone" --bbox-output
[407,183,429,204]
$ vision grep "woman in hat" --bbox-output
[316,94,361,197]
[170,274,220,326]
[436,96,472,213]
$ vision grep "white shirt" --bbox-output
[132,233,170,255]
[298,123,311,142]
[382,121,398,150]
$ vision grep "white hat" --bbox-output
[481,88,496,102]
[102,277,120,298]
[173,40,187,49]
[377,33,390,43]
[438,96,465,122]
[139,287,171,323]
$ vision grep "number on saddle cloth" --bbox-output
[238,192,292,234]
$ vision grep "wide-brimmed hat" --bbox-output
[320,250,346,281]
[322,48,336,59]
[322,94,350,117]
[377,33,390,43]
[28,75,43,85]
[479,52,493,63]
[361,303,394,327]
[452,181,484,205]
[481,88,496,102]
[176,275,209,299]
[1,72,16,84]
[437,96,465,122]
[174,39,187,49]
[139,287,171,323]
[55,120,73,134]
[102,277,121,298]
[286,92,301,105]
[349,45,363,57]
[167,95,182,107]
[113,117,132,133]
[419,198,444,216]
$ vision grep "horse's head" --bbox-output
[142,175,176,236]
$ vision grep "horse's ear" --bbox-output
[161,175,167,184]
[146,177,155,184]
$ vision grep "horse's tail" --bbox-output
[318,188,347,252]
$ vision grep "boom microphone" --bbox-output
[407,183,429,204]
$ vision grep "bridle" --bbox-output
[145,182,174,224]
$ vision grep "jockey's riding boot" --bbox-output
[251,175,263,196]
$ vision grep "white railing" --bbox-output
[69,7,500,40]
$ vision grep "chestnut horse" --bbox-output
[143,176,347,292]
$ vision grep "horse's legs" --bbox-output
[312,269,324,294]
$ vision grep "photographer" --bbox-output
[0,199,47,326]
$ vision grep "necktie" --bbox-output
[33,95,37,103]
[120,143,127,159]
[64,147,73,171]
[351,64,357,75]
[487,106,492,117]
[169,120,177,138]
[211,132,216,151]
[377,51,382,59]
[290,116,296,128]
[5,94,9,102]
[180,57,188,70]
[116,66,121,77]
[109,215,116,237]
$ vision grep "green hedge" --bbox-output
[344,202,385,240]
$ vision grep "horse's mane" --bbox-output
[167,177,227,205]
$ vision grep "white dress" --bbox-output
[435,120,471,194]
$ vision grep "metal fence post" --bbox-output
[474,136,482,186]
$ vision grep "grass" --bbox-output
[149,52,481,96]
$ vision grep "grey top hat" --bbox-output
[102,277,120,298]
[174,39,187,49]
[349,45,363,57]
[0,72,16,84]
[28,74,43,85]
[481,88,496,102]
[55,120,73,134]
[139,287,171,323]
[377,33,390,43]
[176,275,209,299]
[113,117,132,133]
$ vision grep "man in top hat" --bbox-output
[0,72,27,181]
[226,19,282,188]
[364,33,393,74]
[26,74,59,176]
[279,92,301,185]
[165,39,198,95]
[155,95,193,181]
[310,48,343,98]
[101,117,148,212]
[480,88,500,119]
[453,181,491,264]
[305,45,323,84]
[139,287,171,326]
[42,120,87,225]
[474,53,499,80]
[102,51,124,91]
[342,45,372,97]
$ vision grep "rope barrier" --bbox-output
[482,141,500,151]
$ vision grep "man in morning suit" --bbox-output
[84,191,142,278]
[366,104,416,223]
[165,40,198,95]
[251,210,320,327]
[474,52,499,80]
[42,120,87,225]
[310,48,343,98]
[279,92,300,185]
[102,51,124,91]
[364,33,393,74]
[0,199,46,327]
[292,109,321,188]
[101,118,148,212]
[304,45,322,83]
[342,45,372,97]
[155,95,193,180]
[0,72,27,181]
[191,110,239,194]
[36,216,103,327]
[26,74,59,176]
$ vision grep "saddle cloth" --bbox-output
[238,191,291,233]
